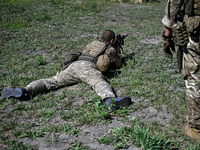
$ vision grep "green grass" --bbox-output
[99,120,171,149]
[0,0,196,149]
[3,140,37,150]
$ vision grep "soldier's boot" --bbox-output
[1,87,28,98]
[182,123,200,142]
[104,97,132,110]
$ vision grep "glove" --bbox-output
[162,31,175,59]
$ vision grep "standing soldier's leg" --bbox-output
[182,35,200,140]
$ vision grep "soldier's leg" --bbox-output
[182,76,200,141]
[1,67,80,98]
[186,79,200,129]
[73,61,115,99]
[185,34,200,128]
[25,69,80,95]
[72,60,131,109]
[182,35,200,140]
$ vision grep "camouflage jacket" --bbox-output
[162,0,200,28]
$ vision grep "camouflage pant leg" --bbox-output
[26,60,115,99]
[183,34,200,128]
[25,70,80,94]
[67,60,115,100]
[187,97,200,128]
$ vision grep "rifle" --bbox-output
[112,34,128,51]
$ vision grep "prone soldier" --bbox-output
[1,29,132,110]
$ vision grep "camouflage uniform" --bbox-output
[162,0,200,128]
[25,40,118,100]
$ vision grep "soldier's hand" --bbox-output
[162,33,175,59]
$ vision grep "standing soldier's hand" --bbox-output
[162,31,175,59]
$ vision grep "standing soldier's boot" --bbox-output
[104,97,132,110]
[1,87,28,98]
[182,123,200,142]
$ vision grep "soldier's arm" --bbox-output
[162,0,185,28]
[104,46,122,69]
[168,0,184,21]
[165,26,172,36]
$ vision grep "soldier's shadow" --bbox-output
[104,52,136,78]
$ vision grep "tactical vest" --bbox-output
[61,39,111,72]
[80,39,111,72]
[81,39,106,57]
[172,0,200,46]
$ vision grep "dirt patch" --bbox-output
[128,98,174,126]
[4,119,140,150]
[140,37,162,45]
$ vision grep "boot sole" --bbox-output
[114,97,132,109]
[1,88,23,98]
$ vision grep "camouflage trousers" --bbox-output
[183,33,200,128]
[25,60,115,100]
